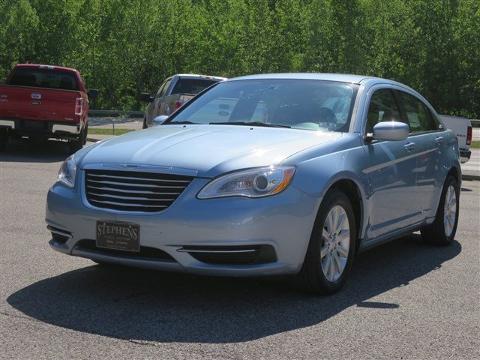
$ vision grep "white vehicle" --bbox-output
[440,115,472,163]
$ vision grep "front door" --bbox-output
[363,89,422,240]
[395,90,445,219]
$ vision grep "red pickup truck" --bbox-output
[0,64,96,151]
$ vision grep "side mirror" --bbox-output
[87,89,98,99]
[139,92,154,102]
[152,115,169,126]
[87,89,99,99]
[372,121,409,141]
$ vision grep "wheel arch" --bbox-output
[447,165,461,184]
[322,178,365,252]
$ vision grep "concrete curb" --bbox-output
[462,173,480,181]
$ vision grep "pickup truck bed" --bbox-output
[440,115,472,163]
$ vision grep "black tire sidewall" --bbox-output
[81,123,88,145]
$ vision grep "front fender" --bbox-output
[290,144,371,241]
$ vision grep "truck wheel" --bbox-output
[81,123,88,145]
[70,126,86,153]
[0,128,8,151]
[421,175,459,246]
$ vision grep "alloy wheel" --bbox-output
[320,205,350,282]
[443,185,457,237]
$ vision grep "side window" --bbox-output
[160,79,172,97]
[366,89,402,133]
[155,82,166,98]
[397,91,438,133]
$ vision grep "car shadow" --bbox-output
[7,234,461,344]
[0,138,71,163]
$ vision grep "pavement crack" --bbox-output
[127,339,160,347]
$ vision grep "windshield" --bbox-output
[167,79,357,131]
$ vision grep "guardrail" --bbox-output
[89,110,144,118]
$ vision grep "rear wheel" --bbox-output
[81,123,88,145]
[69,125,87,153]
[421,175,459,246]
[300,190,357,294]
[0,128,8,151]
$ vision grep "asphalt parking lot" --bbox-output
[0,139,479,360]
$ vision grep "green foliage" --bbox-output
[0,0,478,117]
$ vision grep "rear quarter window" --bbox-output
[8,68,79,91]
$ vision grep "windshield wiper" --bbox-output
[210,121,291,128]
[164,120,198,125]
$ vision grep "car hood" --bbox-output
[80,125,343,177]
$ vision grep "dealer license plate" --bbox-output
[96,221,140,252]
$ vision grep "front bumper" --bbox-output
[46,172,317,276]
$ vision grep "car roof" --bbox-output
[228,72,420,97]
[230,73,374,84]
[15,63,79,73]
[175,74,227,81]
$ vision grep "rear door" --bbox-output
[363,88,422,239]
[154,78,172,116]
[395,90,445,219]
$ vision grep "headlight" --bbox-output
[197,166,295,199]
[57,155,77,188]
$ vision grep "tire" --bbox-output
[81,123,88,145]
[421,175,459,246]
[300,189,357,294]
[0,128,8,151]
[69,125,86,153]
[142,117,148,129]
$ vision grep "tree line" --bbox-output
[0,0,479,118]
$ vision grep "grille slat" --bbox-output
[88,191,177,201]
[88,192,175,202]
[88,173,191,183]
[85,169,193,212]
[87,178,186,189]
[87,184,181,195]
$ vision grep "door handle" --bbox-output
[404,142,415,152]
[435,136,444,144]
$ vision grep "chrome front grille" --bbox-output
[85,169,193,212]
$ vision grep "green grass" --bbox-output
[88,128,134,136]
[471,140,480,149]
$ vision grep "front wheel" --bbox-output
[300,189,357,294]
[421,175,459,246]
